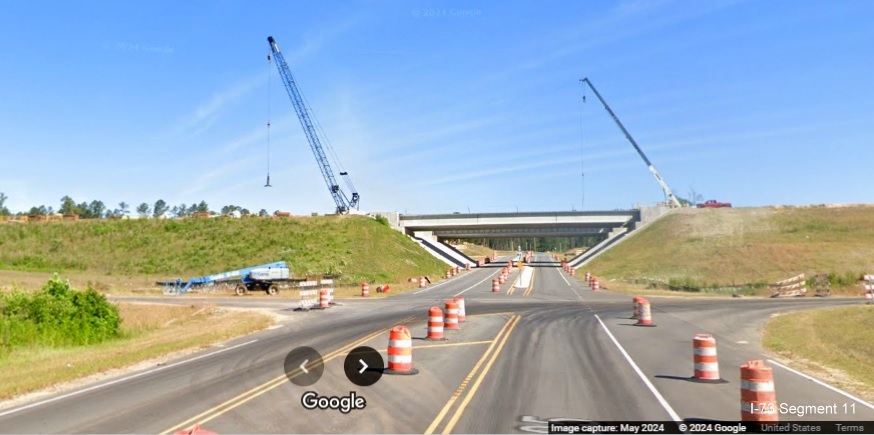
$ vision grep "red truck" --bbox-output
[697,200,732,208]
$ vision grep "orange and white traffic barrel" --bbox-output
[477,260,483,267]
[635,298,655,326]
[444,300,460,330]
[741,360,777,421]
[492,278,500,292]
[319,289,330,308]
[592,279,600,291]
[418,276,426,288]
[692,334,723,382]
[453,296,466,322]
[361,283,370,297]
[426,307,445,340]
[445,269,452,279]
[570,268,576,277]
[585,272,591,282]
[455,266,461,275]
[385,325,418,375]
[632,297,644,319]
[465,263,471,271]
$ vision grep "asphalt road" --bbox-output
[1,254,872,434]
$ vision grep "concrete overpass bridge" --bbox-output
[397,210,639,239]
[374,207,670,268]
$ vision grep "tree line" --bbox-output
[0,192,272,219]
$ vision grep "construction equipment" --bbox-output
[267,36,360,214]
[580,77,682,208]
[158,261,293,295]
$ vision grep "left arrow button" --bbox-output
[284,346,323,386]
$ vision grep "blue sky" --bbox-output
[2,0,873,215]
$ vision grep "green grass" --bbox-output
[585,206,874,291]
[0,216,447,285]
[763,306,874,401]
[0,303,272,400]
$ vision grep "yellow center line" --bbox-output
[161,315,415,434]
[441,315,521,434]
[523,269,537,297]
[424,315,517,435]
[465,311,515,318]
[507,273,520,295]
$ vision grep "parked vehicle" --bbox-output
[697,200,732,208]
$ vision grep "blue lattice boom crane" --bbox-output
[268,36,360,214]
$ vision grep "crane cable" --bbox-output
[265,52,273,187]
[580,83,585,211]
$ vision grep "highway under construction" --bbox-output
[1,253,871,433]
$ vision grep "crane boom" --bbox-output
[580,77,682,208]
[268,36,359,214]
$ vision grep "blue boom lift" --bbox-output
[158,261,291,295]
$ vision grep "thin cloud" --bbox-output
[180,155,262,198]
[174,74,264,138]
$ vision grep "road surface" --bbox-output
[1,254,872,433]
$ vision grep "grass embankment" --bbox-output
[586,205,874,296]
[0,303,270,400]
[0,215,447,289]
[763,305,874,402]
[456,243,493,260]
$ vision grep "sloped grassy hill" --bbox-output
[0,215,446,283]
[587,205,874,288]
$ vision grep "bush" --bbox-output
[0,275,121,349]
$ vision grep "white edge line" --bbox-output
[595,315,682,421]
[767,359,874,412]
[555,264,585,302]
[0,339,259,418]
[455,270,502,297]
[412,279,450,294]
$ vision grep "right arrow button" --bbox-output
[344,346,384,386]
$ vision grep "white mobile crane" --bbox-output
[580,77,682,208]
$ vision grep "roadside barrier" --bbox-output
[770,273,807,298]
[385,326,418,375]
[634,298,655,326]
[299,281,319,310]
[863,275,874,303]
[741,360,778,421]
[476,260,483,267]
[692,334,722,382]
[492,278,500,292]
[453,296,466,322]
[632,297,644,319]
[321,279,335,305]
[444,300,460,330]
[812,273,830,297]
[426,307,446,340]
[319,289,330,308]
[361,282,370,297]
